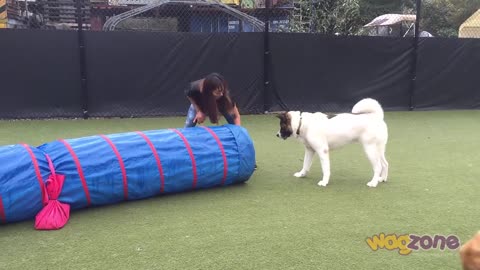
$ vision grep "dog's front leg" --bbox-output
[294,146,315,178]
[317,148,331,187]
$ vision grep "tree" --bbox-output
[288,0,417,35]
[289,0,361,34]
[359,0,416,22]
[287,0,479,37]
[421,0,479,37]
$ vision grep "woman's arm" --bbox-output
[187,97,206,124]
[186,81,206,124]
[232,105,241,125]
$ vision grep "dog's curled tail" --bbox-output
[351,98,384,119]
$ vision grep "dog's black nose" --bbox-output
[276,133,279,137]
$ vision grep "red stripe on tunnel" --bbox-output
[99,135,128,201]
[21,144,47,205]
[201,127,228,185]
[169,129,197,189]
[135,131,165,193]
[59,139,92,205]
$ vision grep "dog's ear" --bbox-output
[273,111,287,119]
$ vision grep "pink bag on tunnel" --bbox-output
[35,156,70,230]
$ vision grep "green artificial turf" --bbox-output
[0,111,479,269]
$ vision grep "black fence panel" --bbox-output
[414,37,480,110]
[268,33,413,113]
[2,28,480,119]
[84,31,264,117]
[0,29,83,119]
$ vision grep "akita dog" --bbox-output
[276,98,389,188]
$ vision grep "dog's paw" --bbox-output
[317,181,328,187]
[294,171,307,178]
[378,177,388,183]
[366,181,378,188]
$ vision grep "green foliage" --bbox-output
[421,0,479,37]
[288,0,479,37]
[289,0,361,34]
[358,0,416,23]
[290,0,415,34]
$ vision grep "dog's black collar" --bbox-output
[296,113,303,135]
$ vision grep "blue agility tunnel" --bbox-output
[0,125,255,228]
[0,144,50,223]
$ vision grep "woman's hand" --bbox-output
[194,111,206,124]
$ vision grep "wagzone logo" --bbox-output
[366,233,461,255]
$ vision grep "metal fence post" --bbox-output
[76,0,89,119]
[409,0,422,111]
[263,0,271,113]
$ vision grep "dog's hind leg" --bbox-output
[317,148,331,187]
[294,146,315,178]
[379,146,389,182]
[363,143,383,188]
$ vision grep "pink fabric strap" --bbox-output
[44,154,58,202]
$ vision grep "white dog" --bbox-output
[276,98,389,188]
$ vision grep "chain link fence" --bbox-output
[1,0,479,119]
[1,0,479,37]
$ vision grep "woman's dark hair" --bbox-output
[201,73,235,124]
